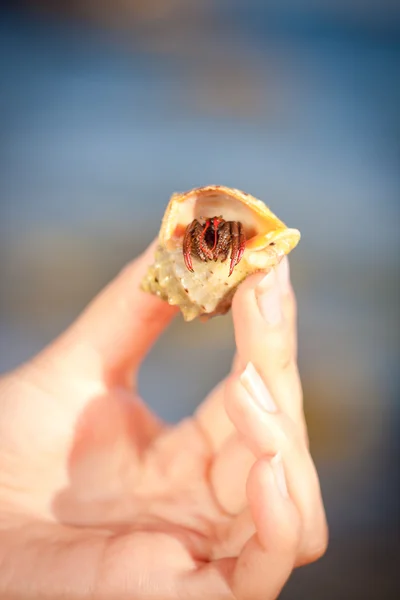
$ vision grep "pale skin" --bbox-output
[0,241,328,599]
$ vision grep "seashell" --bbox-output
[141,185,300,321]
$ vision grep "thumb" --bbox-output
[38,240,178,385]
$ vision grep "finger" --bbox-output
[196,258,304,519]
[231,456,300,600]
[231,259,306,439]
[225,366,328,565]
[37,240,179,385]
[195,257,298,452]
[195,260,299,483]
[186,457,299,600]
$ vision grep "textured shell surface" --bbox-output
[141,185,301,321]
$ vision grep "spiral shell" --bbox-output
[141,185,300,321]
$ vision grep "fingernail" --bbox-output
[270,452,289,499]
[240,362,277,413]
[276,257,291,294]
[256,270,282,325]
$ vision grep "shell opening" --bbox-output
[168,188,284,250]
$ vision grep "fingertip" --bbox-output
[231,272,266,315]
[231,268,284,344]
[232,258,295,328]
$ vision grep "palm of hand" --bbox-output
[2,369,258,597]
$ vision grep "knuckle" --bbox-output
[277,425,298,458]
[277,352,293,371]
[283,287,297,316]
[271,345,293,372]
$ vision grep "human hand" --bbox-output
[0,241,327,599]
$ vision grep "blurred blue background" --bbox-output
[0,1,399,598]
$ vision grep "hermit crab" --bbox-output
[141,185,300,321]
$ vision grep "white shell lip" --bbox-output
[247,227,301,253]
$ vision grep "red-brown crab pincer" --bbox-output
[183,217,246,277]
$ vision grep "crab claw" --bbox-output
[184,248,194,273]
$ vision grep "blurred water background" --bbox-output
[0,1,399,598]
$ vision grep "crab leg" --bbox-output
[237,222,246,264]
[197,219,214,260]
[183,220,197,272]
[213,221,231,263]
[229,221,246,276]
